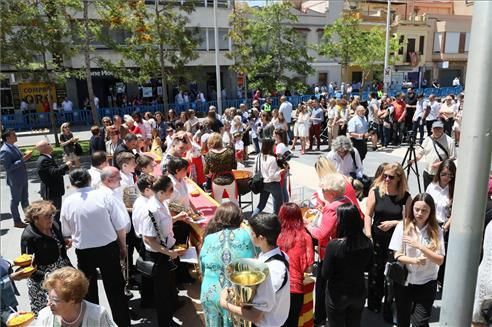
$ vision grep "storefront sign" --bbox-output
[18,82,57,112]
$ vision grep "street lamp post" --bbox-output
[214,0,223,114]
[383,0,391,93]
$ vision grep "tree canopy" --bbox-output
[318,14,401,84]
[227,2,313,95]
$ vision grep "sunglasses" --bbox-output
[383,173,396,180]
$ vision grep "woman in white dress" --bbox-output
[326,98,340,148]
[296,104,311,155]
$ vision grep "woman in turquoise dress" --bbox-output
[199,202,256,326]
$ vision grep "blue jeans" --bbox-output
[252,182,284,216]
[382,124,392,147]
[9,180,29,223]
[252,137,260,154]
[412,118,425,144]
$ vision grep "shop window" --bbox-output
[433,32,443,53]
[444,32,460,54]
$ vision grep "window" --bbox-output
[197,28,207,50]
[444,32,460,53]
[433,32,443,53]
[398,35,405,55]
[458,32,466,53]
[419,35,425,55]
[218,28,229,50]
[406,38,416,62]
[465,32,470,52]
[0,79,14,114]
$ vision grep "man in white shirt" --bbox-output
[88,151,108,189]
[279,95,293,140]
[60,169,130,327]
[423,94,440,136]
[409,120,456,189]
[61,96,74,121]
[412,93,428,144]
[326,135,364,179]
[220,213,290,327]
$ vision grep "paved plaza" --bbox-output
[0,130,441,326]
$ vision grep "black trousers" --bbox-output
[425,120,435,136]
[314,261,327,324]
[146,250,177,327]
[126,211,138,273]
[137,239,154,307]
[326,289,365,327]
[443,118,454,136]
[423,171,434,191]
[283,293,304,327]
[394,280,437,327]
[367,227,393,313]
[351,138,367,162]
[76,241,130,327]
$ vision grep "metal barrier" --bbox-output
[1,86,464,131]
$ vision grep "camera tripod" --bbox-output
[401,135,422,193]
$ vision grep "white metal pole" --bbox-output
[383,0,391,93]
[440,1,492,325]
[214,0,223,114]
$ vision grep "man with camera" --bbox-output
[408,121,456,189]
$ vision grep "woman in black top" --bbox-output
[322,203,373,327]
[364,163,412,318]
[20,200,71,314]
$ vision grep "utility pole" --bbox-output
[440,1,492,325]
[383,0,391,93]
[214,0,223,114]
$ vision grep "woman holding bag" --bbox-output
[251,139,286,216]
[389,193,445,327]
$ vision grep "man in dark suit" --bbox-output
[35,140,72,223]
[0,129,31,228]
[113,133,138,169]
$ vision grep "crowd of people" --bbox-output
[0,84,491,327]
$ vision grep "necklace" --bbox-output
[61,301,84,326]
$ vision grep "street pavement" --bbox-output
[1,130,441,326]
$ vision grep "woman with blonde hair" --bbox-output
[312,156,360,210]
[389,193,444,327]
[59,123,80,167]
[37,267,116,326]
[364,162,412,318]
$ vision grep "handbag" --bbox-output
[73,142,83,156]
[248,154,264,194]
[135,211,167,277]
[385,220,408,286]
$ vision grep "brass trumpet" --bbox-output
[225,259,269,327]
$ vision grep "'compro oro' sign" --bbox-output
[18,82,57,112]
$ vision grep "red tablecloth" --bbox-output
[185,179,219,244]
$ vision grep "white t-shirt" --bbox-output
[141,196,176,251]
[389,222,445,285]
[426,182,451,224]
[326,149,363,178]
[169,174,190,209]
[88,166,103,189]
[252,247,290,327]
[427,101,441,121]
[413,99,428,121]
[132,195,149,238]
[275,143,289,157]
[367,99,379,123]
[279,101,293,123]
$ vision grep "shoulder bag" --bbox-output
[136,211,167,277]
[385,221,408,285]
[248,154,264,194]
[432,138,449,162]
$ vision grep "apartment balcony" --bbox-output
[432,52,468,62]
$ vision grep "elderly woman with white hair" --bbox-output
[347,105,369,162]
[305,173,359,326]
[326,135,364,179]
